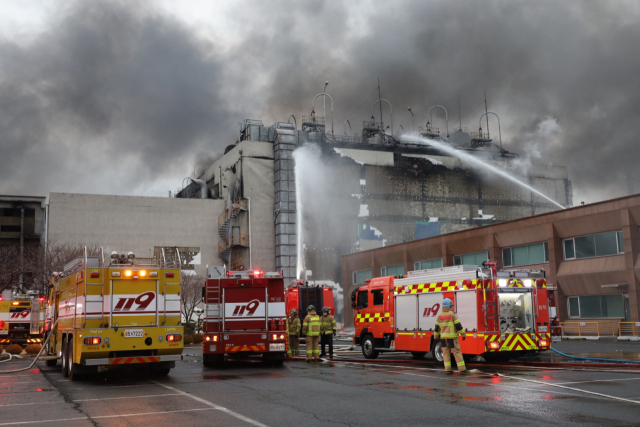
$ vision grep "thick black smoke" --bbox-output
[1,1,639,202]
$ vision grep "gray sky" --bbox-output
[1,0,639,203]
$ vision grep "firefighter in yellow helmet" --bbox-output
[319,306,337,359]
[287,309,301,357]
[302,305,321,362]
[433,298,468,374]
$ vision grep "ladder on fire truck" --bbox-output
[205,279,222,332]
[400,265,500,333]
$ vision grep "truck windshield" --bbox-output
[498,290,534,333]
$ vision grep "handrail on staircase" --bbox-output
[217,198,248,228]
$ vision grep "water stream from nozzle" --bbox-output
[402,135,566,210]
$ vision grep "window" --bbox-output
[567,294,625,318]
[503,242,549,267]
[563,231,624,260]
[1,225,21,232]
[352,269,372,285]
[381,264,404,277]
[414,258,443,271]
[372,289,384,306]
[356,290,369,310]
[453,251,489,267]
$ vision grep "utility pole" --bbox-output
[484,92,490,138]
[378,78,383,129]
[458,94,462,130]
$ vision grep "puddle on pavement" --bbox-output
[203,372,287,381]
[359,382,501,401]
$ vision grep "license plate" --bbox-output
[0,330,7,335]
[269,343,285,352]
[552,336,561,342]
[124,329,144,338]
[538,326,548,332]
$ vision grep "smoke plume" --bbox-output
[1,1,639,203]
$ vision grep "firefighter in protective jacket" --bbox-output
[287,309,301,357]
[302,305,321,362]
[434,298,468,374]
[319,307,337,359]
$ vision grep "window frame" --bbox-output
[502,242,549,268]
[453,251,489,267]
[414,258,443,271]
[381,264,404,277]
[352,269,372,285]
[567,294,625,319]
[563,230,624,260]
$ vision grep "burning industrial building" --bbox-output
[176,101,572,321]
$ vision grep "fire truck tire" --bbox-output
[411,351,427,359]
[152,368,171,376]
[67,341,83,381]
[44,342,57,366]
[431,341,444,366]
[61,337,69,377]
[362,335,379,359]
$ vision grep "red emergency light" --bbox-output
[90,272,100,278]
[166,272,175,278]
[166,333,182,342]
[487,341,500,350]
[538,339,549,348]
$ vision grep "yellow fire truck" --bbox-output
[0,292,45,346]
[43,248,184,380]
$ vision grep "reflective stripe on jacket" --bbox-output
[434,310,464,339]
[320,314,336,334]
[303,311,321,336]
[288,317,301,335]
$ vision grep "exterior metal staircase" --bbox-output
[217,198,248,264]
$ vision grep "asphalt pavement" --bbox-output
[1,345,640,427]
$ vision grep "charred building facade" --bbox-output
[177,118,572,320]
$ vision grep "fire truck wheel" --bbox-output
[67,341,83,381]
[411,351,426,359]
[151,368,171,376]
[431,341,444,366]
[61,338,69,377]
[203,354,224,367]
[362,335,379,359]
[44,342,57,367]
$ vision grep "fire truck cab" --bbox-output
[286,280,335,336]
[203,269,287,367]
[353,263,552,363]
[0,291,44,346]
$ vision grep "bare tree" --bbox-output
[0,240,101,294]
[181,273,205,325]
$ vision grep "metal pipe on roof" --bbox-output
[190,178,208,199]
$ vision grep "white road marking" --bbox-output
[496,373,640,405]
[554,377,640,385]
[152,381,269,427]
[0,393,181,407]
[0,408,216,425]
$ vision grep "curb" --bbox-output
[617,336,640,342]
[562,336,600,340]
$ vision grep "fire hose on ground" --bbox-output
[550,347,640,365]
[0,319,59,374]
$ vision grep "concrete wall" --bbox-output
[48,193,224,276]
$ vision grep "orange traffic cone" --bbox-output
[340,322,344,333]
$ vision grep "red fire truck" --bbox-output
[352,263,552,363]
[286,280,335,335]
[202,270,287,366]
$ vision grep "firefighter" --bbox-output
[433,298,468,375]
[319,307,337,359]
[302,305,321,362]
[287,309,301,357]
